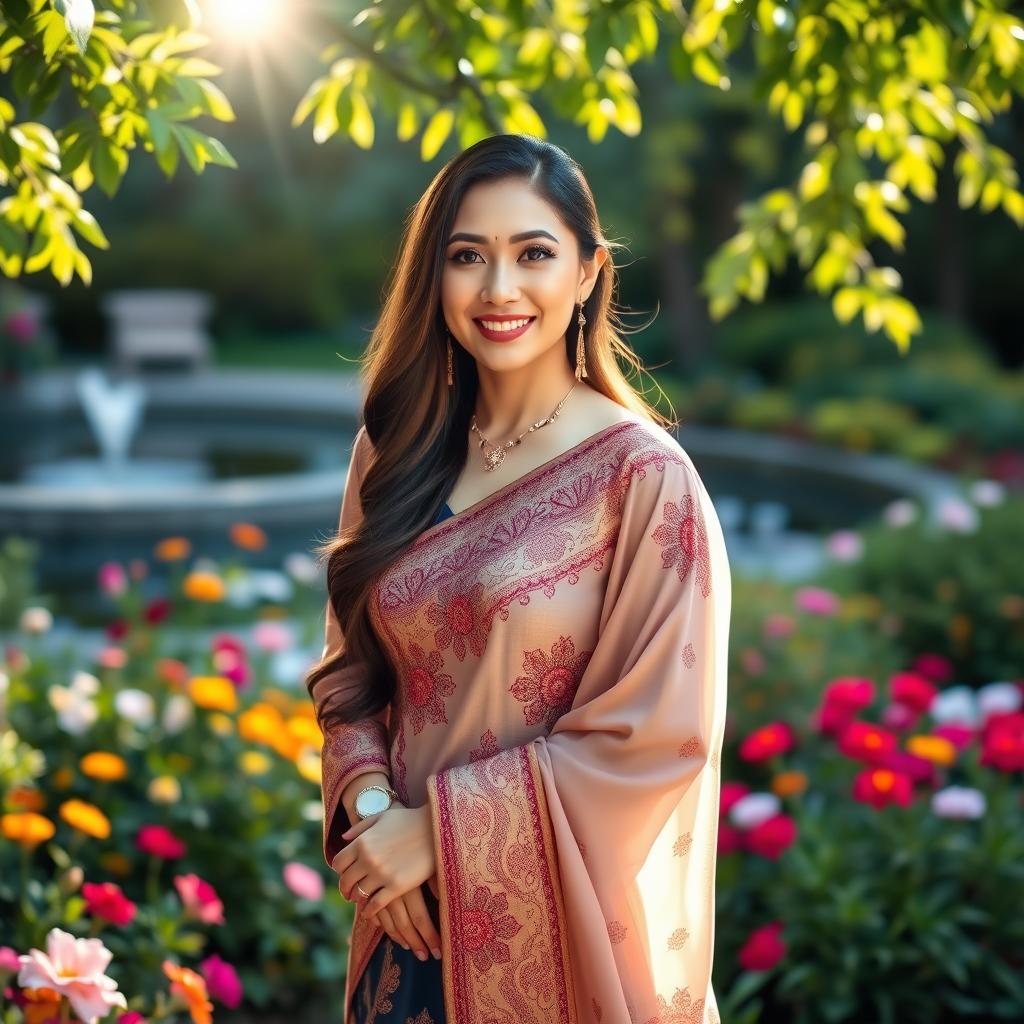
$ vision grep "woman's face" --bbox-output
[440,177,605,374]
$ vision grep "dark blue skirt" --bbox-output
[353,498,453,1021]
[351,885,446,1022]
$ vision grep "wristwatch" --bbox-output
[354,784,400,820]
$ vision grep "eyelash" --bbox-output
[449,244,555,265]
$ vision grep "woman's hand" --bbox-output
[332,804,437,921]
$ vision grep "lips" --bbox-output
[473,316,536,343]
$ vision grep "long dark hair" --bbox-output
[306,133,674,732]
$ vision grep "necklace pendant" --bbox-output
[484,446,505,472]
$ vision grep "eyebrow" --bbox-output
[446,229,560,246]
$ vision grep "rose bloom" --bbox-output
[136,824,187,859]
[82,881,137,927]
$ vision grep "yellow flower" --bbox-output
[148,775,182,804]
[229,522,267,551]
[100,851,133,877]
[238,703,283,744]
[287,715,323,750]
[259,688,293,714]
[296,750,322,785]
[271,729,304,762]
[183,571,225,602]
[240,751,272,775]
[154,536,192,561]
[188,675,237,712]
[907,735,957,767]
[207,712,234,736]
[59,799,111,840]
[1,811,56,848]
[771,771,808,798]
[80,751,128,781]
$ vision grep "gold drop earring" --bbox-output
[575,299,588,381]
[447,332,454,387]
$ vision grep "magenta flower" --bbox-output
[200,953,243,1008]
[794,586,840,616]
[98,562,127,597]
[0,946,20,973]
[174,873,225,925]
[119,1013,148,1024]
[82,881,137,927]
[283,861,325,901]
[17,927,127,1023]
[739,921,787,971]
[136,825,187,859]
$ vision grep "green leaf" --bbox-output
[194,78,235,121]
[92,139,128,197]
[421,108,454,161]
[69,207,108,249]
[349,89,374,149]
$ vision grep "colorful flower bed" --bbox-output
[1,480,1022,1022]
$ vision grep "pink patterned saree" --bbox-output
[315,416,731,1024]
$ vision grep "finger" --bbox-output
[339,866,372,903]
[427,874,440,900]
[377,907,407,951]
[404,886,443,959]
[364,884,394,918]
[388,896,430,962]
[340,812,380,843]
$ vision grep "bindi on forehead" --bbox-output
[446,228,560,246]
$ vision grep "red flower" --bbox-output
[509,636,590,730]
[717,823,744,855]
[105,620,130,642]
[82,881,137,926]
[823,676,876,713]
[739,921,786,971]
[144,599,172,625]
[837,721,898,765]
[458,885,522,973]
[720,781,750,816]
[879,749,937,785]
[852,768,914,809]
[888,671,937,713]
[932,723,975,750]
[745,814,797,859]
[980,713,1024,772]
[910,653,954,683]
[136,825,187,859]
[739,722,795,762]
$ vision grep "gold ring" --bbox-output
[355,883,371,899]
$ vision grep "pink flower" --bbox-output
[911,653,954,683]
[932,723,975,750]
[98,562,127,597]
[825,530,863,562]
[212,634,249,687]
[82,882,137,927]
[251,621,295,653]
[746,814,797,859]
[740,648,765,675]
[881,702,920,731]
[739,921,786,971]
[282,861,324,901]
[136,825,187,859]
[119,1013,148,1024]
[762,613,795,639]
[200,954,242,1008]
[96,647,127,670]
[0,946,20,973]
[174,873,225,925]
[17,927,127,1023]
[889,671,937,713]
[795,586,840,616]
[720,782,750,817]
[5,310,38,344]
[935,496,979,534]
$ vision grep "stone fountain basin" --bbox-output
[1,368,958,591]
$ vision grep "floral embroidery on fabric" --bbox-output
[405,1012,435,1024]
[360,937,400,1022]
[673,832,693,857]
[402,642,456,734]
[682,643,696,669]
[677,736,703,759]
[425,579,489,661]
[510,636,591,729]
[469,728,499,763]
[667,927,689,950]
[641,986,705,1024]
[606,919,628,944]
[651,494,712,598]
[459,886,523,969]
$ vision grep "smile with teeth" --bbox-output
[478,317,534,332]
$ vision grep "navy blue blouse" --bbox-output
[431,502,454,527]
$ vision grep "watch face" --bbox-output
[356,788,391,816]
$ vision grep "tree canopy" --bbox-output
[1,0,1022,352]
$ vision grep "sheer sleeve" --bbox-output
[315,424,392,868]
[425,449,730,1023]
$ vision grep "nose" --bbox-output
[480,261,521,305]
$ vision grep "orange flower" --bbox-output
[80,751,128,781]
[906,735,957,767]
[1,811,56,848]
[51,767,75,791]
[229,522,267,551]
[182,571,225,602]
[157,657,191,688]
[771,771,808,798]
[188,675,237,712]
[8,786,46,811]
[259,687,293,714]
[287,715,323,750]
[59,799,111,840]
[271,729,304,761]
[154,536,192,561]
[238,703,283,744]
[163,959,214,1024]
[22,987,63,1024]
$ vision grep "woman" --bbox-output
[307,134,730,1024]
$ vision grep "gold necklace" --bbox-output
[470,381,578,472]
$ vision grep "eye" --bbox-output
[448,244,555,265]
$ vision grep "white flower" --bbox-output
[114,688,155,727]
[976,681,1022,718]
[252,569,294,603]
[48,688,98,736]
[19,607,53,635]
[284,552,320,585]
[70,671,100,697]
[930,685,980,727]
[931,785,986,820]
[728,792,781,830]
[968,479,1005,507]
[883,499,917,528]
[935,496,980,534]
[162,694,194,734]
[825,530,864,562]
